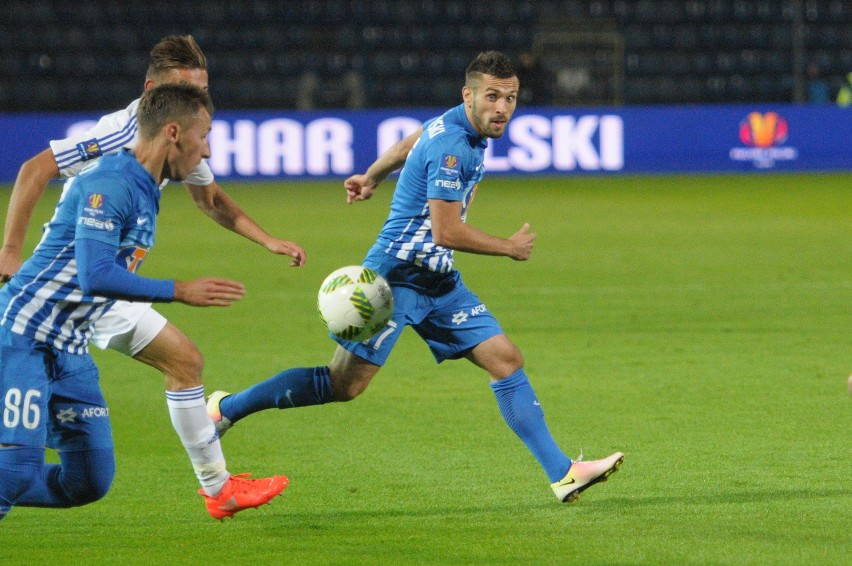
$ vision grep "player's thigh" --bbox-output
[465,334,524,380]
[132,322,203,389]
[46,353,113,451]
[91,302,167,357]
[0,329,53,447]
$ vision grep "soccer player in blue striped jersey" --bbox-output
[209,51,624,504]
[0,84,287,522]
[0,35,301,519]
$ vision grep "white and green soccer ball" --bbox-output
[317,265,393,341]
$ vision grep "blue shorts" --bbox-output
[333,252,504,366]
[0,325,113,451]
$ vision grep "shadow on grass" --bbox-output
[597,486,850,507]
[275,486,850,523]
[281,503,542,522]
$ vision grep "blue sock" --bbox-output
[0,446,42,518]
[16,448,115,508]
[490,369,573,482]
[221,366,333,423]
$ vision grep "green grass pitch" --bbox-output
[0,173,849,565]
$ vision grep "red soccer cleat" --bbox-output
[199,473,289,520]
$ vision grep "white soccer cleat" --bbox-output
[551,452,624,503]
[206,390,233,437]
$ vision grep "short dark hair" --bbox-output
[465,51,517,85]
[137,83,214,139]
[146,35,207,81]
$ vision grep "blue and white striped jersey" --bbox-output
[49,97,214,186]
[375,104,486,273]
[0,150,160,354]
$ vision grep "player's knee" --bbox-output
[330,379,366,402]
[181,343,205,379]
[86,469,113,503]
[136,324,205,388]
[166,342,205,390]
[66,476,112,505]
[328,348,377,402]
[328,370,369,402]
[495,344,524,377]
[506,345,524,370]
[64,455,115,506]
[470,335,525,378]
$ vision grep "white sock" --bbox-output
[166,386,229,496]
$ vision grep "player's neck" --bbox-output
[132,139,169,185]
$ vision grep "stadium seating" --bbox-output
[1,0,850,110]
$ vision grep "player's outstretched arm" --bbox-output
[430,199,536,261]
[0,149,59,281]
[344,127,423,204]
[173,277,245,307]
[185,180,306,267]
[77,238,245,306]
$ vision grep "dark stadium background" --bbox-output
[1,0,850,112]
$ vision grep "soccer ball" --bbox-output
[317,265,393,341]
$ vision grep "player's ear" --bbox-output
[143,79,156,91]
[163,122,180,143]
[462,85,473,107]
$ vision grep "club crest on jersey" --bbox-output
[440,153,461,178]
[76,138,103,161]
[87,193,104,209]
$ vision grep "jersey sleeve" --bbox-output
[424,138,467,202]
[76,238,174,302]
[73,170,133,247]
[49,99,140,179]
[182,159,215,186]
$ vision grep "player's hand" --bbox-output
[508,223,537,261]
[265,238,307,267]
[0,247,22,282]
[173,277,245,307]
[344,174,377,204]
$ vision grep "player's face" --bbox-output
[166,109,212,181]
[463,74,519,138]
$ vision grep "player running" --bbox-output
[0,36,303,519]
[208,51,623,504]
[0,84,288,521]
